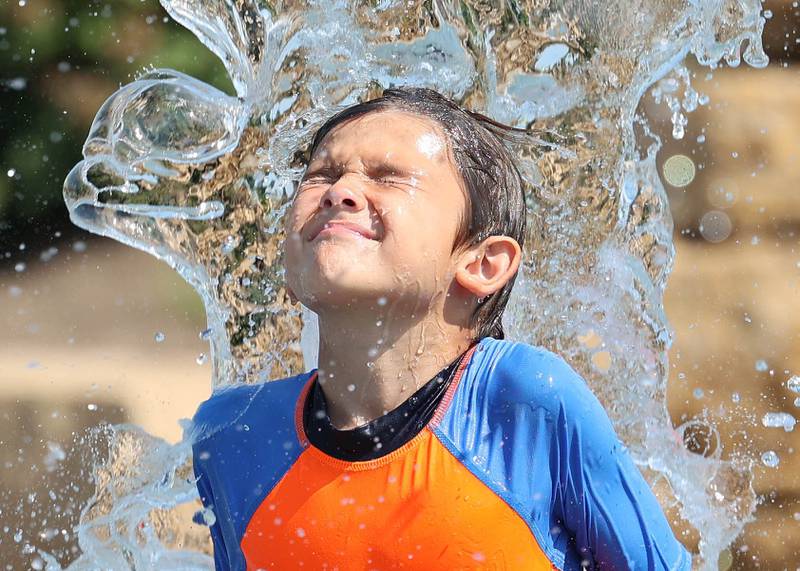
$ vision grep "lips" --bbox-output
[309,220,379,241]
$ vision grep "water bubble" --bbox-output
[760,450,779,468]
[196,353,208,365]
[13,529,22,543]
[377,296,387,306]
[199,328,213,340]
[72,240,87,252]
[154,332,166,343]
[86,403,97,411]
[786,376,800,393]
[693,388,704,399]
[696,134,706,143]
[731,392,740,403]
[761,412,796,432]
[347,384,356,392]
[14,262,26,273]
[8,285,22,297]
[699,210,732,243]
[662,154,695,187]
[755,359,768,372]
[794,397,800,408]
[7,168,16,177]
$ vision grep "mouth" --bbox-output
[310,221,379,242]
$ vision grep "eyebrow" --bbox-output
[304,157,416,179]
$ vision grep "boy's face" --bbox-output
[284,109,470,317]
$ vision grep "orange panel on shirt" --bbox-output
[240,427,556,570]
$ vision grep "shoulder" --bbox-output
[189,372,312,443]
[478,338,600,418]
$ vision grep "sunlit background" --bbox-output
[0,0,798,568]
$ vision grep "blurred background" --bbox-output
[0,0,797,569]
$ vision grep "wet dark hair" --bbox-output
[304,87,527,341]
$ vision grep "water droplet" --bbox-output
[693,388,704,399]
[154,332,165,343]
[199,328,212,340]
[699,210,732,243]
[787,376,800,393]
[731,392,740,403]
[794,397,800,408]
[86,403,97,411]
[377,297,387,306]
[6,169,15,177]
[761,450,779,468]
[755,359,768,372]
[761,412,796,432]
[200,507,216,527]
[221,235,238,254]
[367,347,378,358]
[296,527,306,538]
[347,384,356,392]
[196,353,207,365]
[14,262,26,273]
[696,134,706,144]
[72,240,87,253]
[13,529,22,543]
[662,154,695,187]
[39,247,58,263]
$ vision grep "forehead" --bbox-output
[310,109,451,167]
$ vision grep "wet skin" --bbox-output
[283,110,521,429]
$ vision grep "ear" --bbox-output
[454,236,522,300]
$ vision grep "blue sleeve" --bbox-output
[547,355,691,570]
[193,455,232,571]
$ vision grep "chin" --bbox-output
[294,271,385,311]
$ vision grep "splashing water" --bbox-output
[58,0,769,568]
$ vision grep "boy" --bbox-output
[190,88,691,570]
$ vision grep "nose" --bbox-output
[319,176,367,212]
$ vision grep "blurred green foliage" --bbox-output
[0,0,230,252]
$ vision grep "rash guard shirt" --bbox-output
[190,337,692,570]
[303,346,468,461]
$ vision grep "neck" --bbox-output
[314,305,476,430]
